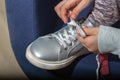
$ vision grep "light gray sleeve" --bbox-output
[98,25,120,58]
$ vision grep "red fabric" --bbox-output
[99,54,109,76]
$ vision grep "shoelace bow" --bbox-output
[53,19,84,49]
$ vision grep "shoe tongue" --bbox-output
[78,19,94,28]
[77,19,85,25]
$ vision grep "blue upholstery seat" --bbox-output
[5,0,120,79]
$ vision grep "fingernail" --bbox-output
[71,14,76,20]
[82,26,88,30]
[76,30,80,36]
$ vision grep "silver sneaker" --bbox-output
[26,19,93,70]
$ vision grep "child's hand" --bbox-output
[77,27,99,53]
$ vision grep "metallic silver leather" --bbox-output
[30,35,61,61]
[27,20,93,62]
[29,28,82,61]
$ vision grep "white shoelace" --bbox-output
[53,19,85,49]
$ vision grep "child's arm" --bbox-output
[86,0,120,27]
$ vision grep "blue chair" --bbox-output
[5,0,120,79]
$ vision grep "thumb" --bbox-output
[83,27,96,36]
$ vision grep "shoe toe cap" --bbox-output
[29,37,61,61]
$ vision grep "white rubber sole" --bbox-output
[26,44,86,70]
